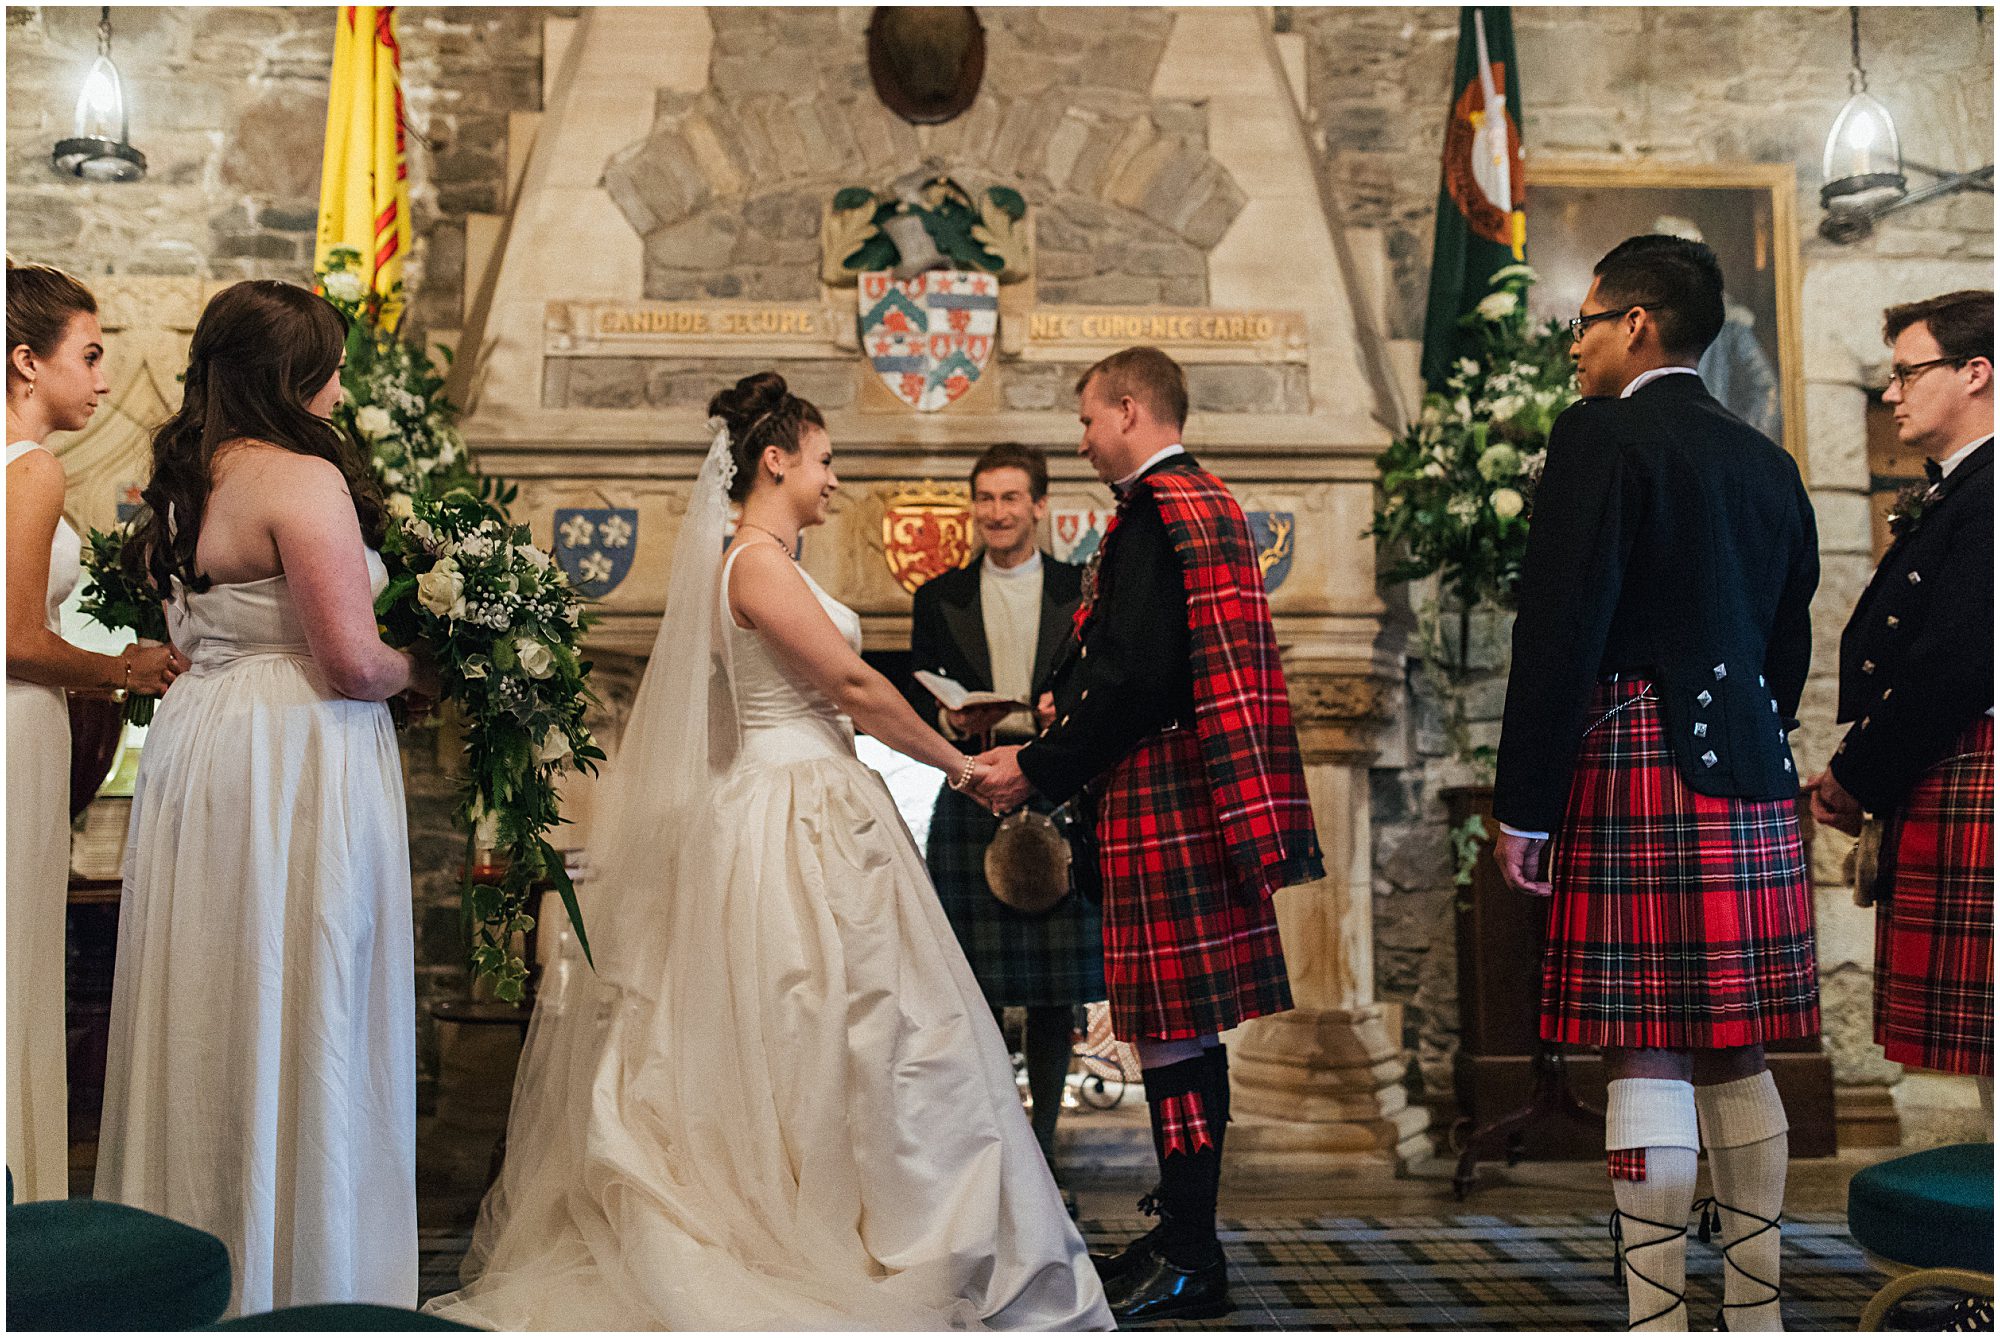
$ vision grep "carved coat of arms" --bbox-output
[881,481,973,593]
[858,270,998,412]
[1050,508,1112,567]
[1246,510,1296,594]
[553,507,638,598]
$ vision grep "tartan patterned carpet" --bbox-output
[418,1210,1878,1329]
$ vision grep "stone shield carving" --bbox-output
[554,507,638,597]
[881,481,973,593]
[858,270,998,411]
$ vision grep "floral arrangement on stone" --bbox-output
[315,245,478,515]
[1370,265,1578,881]
[376,488,606,1002]
[1371,264,1577,625]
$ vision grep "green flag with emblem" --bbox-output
[1420,7,1529,393]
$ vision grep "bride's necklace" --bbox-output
[736,519,799,558]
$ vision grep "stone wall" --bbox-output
[542,6,1269,417]
[1296,5,1994,1139]
[4,4,545,345]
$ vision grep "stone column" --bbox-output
[1227,652,1433,1173]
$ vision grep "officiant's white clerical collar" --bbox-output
[982,548,1043,579]
[1115,443,1186,491]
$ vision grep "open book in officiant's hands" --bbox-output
[913,670,1031,713]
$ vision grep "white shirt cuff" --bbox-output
[1498,822,1550,841]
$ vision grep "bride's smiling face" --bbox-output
[766,424,838,528]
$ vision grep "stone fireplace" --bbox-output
[456,6,1431,1169]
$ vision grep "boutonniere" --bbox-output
[1886,470,1944,539]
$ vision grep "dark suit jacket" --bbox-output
[1828,438,1993,814]
[1494,374,1820,834]
[1018,454,1200,806]
[906,552,1082,753]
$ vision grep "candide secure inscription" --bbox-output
[595,306,823,336]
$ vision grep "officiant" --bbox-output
[906,442,1102,1197]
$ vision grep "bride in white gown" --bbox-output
[425,374,1111,1331]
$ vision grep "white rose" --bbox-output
[1422,462,1447,479]
[381,467,405,488]
[416,560,465,619]
[535,728,573,766]
[515,637,554,679]
[387,492,414,519]
[322,269,365,303]
[356,405,394,439]
[1490,487,1525,519]
[1457,358,1480,378]
[1476,291,1519,321]
[404,516,437,550]
[515,543,552,571]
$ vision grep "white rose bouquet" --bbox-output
[377,487,606,1000]
[315,245,477,513]
[1371,264,1577,617]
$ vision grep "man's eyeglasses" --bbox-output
[1568,305,1654,340]
[1884,357,1969,392]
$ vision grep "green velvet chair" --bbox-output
[6,1191,232,1331]
[1847,1141,1994,1329]
[210,1303,473,1331]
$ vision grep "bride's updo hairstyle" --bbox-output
[708,371,824,503]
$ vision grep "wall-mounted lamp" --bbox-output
[1819,7,1991,242]
[51,7,147,182]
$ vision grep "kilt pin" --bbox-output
[1873,717,1994,1076]
[1541,678,1820,1050]
[1083,468,1319,1043]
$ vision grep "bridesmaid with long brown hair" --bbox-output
[95,279,428,1313]
[5,259,183,1200]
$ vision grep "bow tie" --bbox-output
[1924,457,1945,486]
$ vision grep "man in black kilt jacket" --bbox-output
[903,442,1099,1209]
[1492,236,1821,1331]
[1808,291,1993,1097]
[974,347,1323,1323]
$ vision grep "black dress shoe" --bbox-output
[1089,1225,1160,1281]
[1102,1241,1231,1324]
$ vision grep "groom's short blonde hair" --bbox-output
[1076,346,1188,430]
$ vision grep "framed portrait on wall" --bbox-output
[1524,161,1808,477]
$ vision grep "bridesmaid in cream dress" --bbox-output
[95,281,432,1314]
[4,261,183,1201]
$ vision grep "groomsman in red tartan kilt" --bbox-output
[1492,236,1821,1331]
[976,346,1323,1324]
[1809,291,1993,1087]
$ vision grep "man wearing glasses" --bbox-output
[1807,293,1993,1128]
[1493,234,1821,1329]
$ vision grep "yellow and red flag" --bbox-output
[315,6,411,327]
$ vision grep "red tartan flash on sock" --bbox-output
[1158,1090,1214,1156]
[1606,1148,1647,1181]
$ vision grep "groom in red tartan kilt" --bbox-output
[1809,291,1993,1091]
[977,347,1322,1324]
[1493,237,1821,1331]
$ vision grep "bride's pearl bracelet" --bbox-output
[948,755,978,793]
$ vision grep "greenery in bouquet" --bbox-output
[1372,264,1578,616]
[76,521,171,726]
[315,245,478,511]
[1371,264,1578,788]
[377,488,606,1002]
